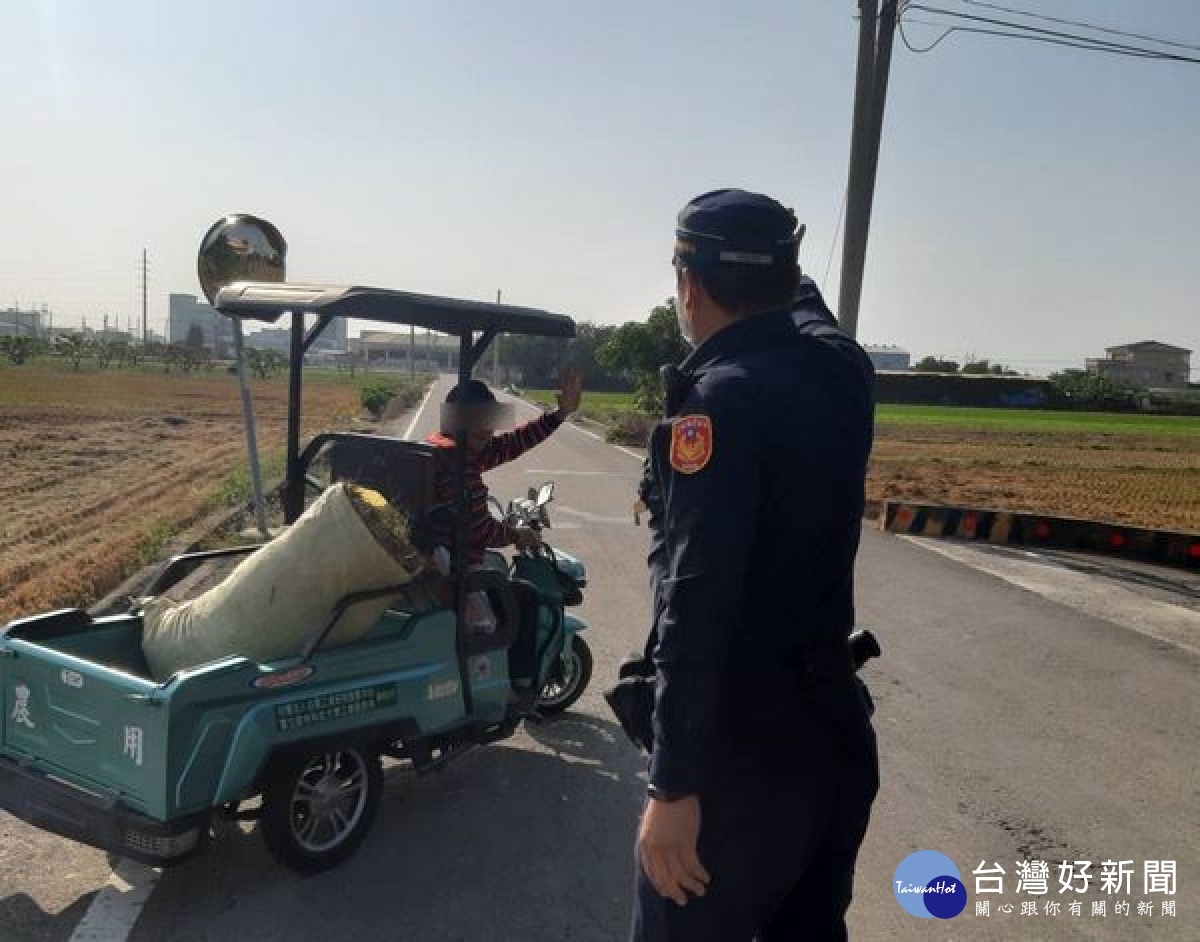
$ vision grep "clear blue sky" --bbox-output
[1,0,1197,375]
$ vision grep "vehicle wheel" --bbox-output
[260,745,382,874]
[537,635,593,716]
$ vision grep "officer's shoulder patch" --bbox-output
[669,414,713,474]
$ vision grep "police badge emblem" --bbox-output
[669,415,713,474]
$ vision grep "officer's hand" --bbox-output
[638,795,709,906]
[512,527,543,552]
[556,367,584,416]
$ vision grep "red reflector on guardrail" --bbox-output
[1109,532,1126,548]
[1189,544,1200,560]
[1033,521,1051,540]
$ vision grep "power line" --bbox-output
[904,3,1200,63]
[821,188,848,292]
[899,2,1200,64]
[900,18,1196,61]
[903,5,1200,62]
[960,0,1200,53]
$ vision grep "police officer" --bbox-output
[630,189,879,941]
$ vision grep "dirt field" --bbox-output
[0,364,362,623]
[868,423,1199,531]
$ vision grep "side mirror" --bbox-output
[197,214,288,305]
[536,482,555,507]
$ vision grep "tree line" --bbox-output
[499,299,686,412]
[913,356,1020,376]
[0,334,288,377]
[903,357,1148,409]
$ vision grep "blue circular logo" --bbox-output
[893,850,967,919]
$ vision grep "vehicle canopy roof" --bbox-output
[215,282,575,339]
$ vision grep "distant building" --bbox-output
[1086,340,1192,390]
[325,316,348,353]
[349,330,460,371]
[863,344,911,371]
[243,327,290,354]
[0,306,45,339]
[246,317,348,355]
[90,328,134,344]
[169,293,234,356]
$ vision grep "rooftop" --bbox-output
[1105,340,1191,355]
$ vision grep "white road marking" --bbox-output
[403,379,440,439]
[564,420,645,462]
[902,536,1200,656]
[556,505,637,526]
[68,859,160,942]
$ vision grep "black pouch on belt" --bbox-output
[849,629,882,718]
[793,631,881,718]
[603,656,656,754]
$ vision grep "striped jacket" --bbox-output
[425,409,563,563]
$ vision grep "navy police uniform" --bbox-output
[631,190,879,942]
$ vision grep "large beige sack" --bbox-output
[142,483,420,680]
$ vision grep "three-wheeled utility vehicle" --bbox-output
[0,215,593,873]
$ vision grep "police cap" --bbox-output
[674,189,804,272]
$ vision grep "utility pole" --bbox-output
[142,248,149,346]
[837,0,898,340]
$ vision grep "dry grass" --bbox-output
[868,425,1200,532]
[0,365,362,622]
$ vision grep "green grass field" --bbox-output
[524,389,636,410]
[874,404,1200,435]
[524,389,1200,435]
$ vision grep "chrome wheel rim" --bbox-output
[539,647,581,708]
[288,751,369,853]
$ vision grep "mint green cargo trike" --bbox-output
[0,216,592,873]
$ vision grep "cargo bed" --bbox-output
[0,600,508,863]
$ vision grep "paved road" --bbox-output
[2,373,1196,941]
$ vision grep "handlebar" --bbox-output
[503,489,553,533]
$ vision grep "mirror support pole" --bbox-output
[233,320,270,536]
[284,309,305,523]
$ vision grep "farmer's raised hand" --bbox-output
[557,367,584,416]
